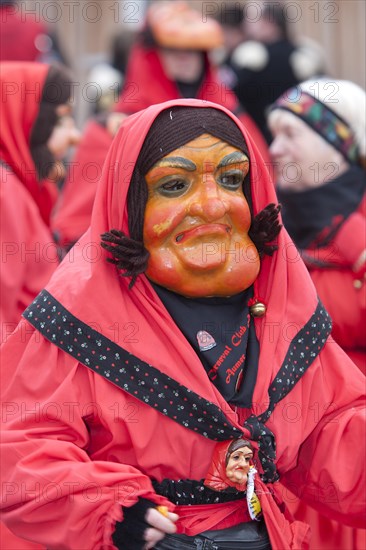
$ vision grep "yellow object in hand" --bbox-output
[156,505,169,517]
[249,493,262,519]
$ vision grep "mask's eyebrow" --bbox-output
[152,156,196,171]
[218,151,249,169]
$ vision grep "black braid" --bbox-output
[248,203,282,257]
[127,166,149,243]
[100,229,149,288]
[100,166,150,288]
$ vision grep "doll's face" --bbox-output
[143,133,260,297]
[226,445,253,485]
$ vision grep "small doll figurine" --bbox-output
[204,438,262,521]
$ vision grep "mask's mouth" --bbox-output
[175,223,231,243]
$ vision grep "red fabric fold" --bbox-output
[175,500,251,536]
[302,202,366,372]
[0,63,58,327]
[257,481,310,550]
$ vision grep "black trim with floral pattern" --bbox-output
[23,290,242,441]
[245,300,332,482]
[23,291,331,481]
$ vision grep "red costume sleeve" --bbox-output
[277,343,366,528]
[305,212,366,369]
[0,326,173,550]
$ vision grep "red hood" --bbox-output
[0,62,58,225]
[44,98,318,429]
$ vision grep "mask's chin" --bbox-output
[145,253,260,299]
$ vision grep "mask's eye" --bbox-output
[158,178,189,197]
[218,170,245,190]
[231,453,241,461]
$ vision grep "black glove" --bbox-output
[112,497,156,550]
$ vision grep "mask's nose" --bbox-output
[188,176,228,221]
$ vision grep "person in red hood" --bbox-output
[0,99,364,549]
[0,61,80,550]
[0,0,66,65]
[0,62,80,334]
[51,0,269,253]
[0,0,47,62]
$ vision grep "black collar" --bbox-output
[278,166,365,249]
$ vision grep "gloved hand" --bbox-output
[112,497,178,550]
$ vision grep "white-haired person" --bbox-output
[268,78,366,549]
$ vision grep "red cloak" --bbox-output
[1,100,365,549]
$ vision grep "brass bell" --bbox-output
[250,302,266,317]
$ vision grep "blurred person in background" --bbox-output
[51,0,269,254]
[0,63,80,340]
[0,0,68,65]
[84,29,138,117]
[268,78,366,550]
[268,78,366,374]
[231,1,326,143]
[0,59,78,550]
[211,1,246,90]
[110,28,139,94]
